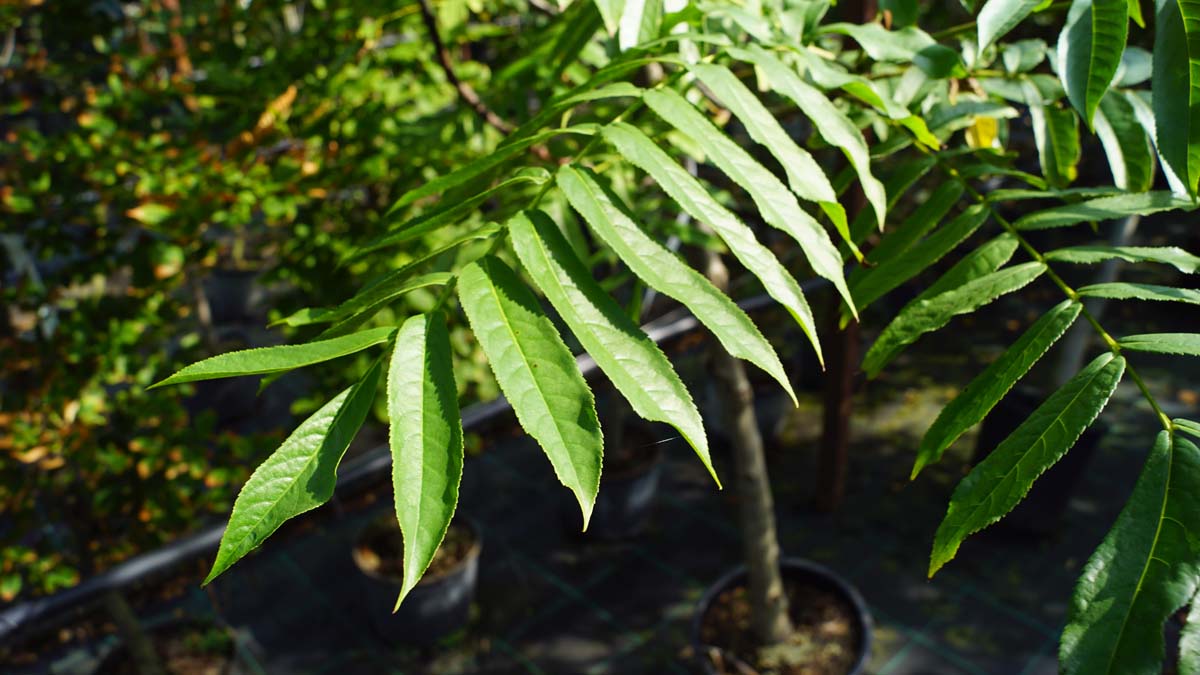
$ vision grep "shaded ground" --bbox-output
[14,239,1200,674]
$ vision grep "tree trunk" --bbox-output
[817,315,859,512]
[701,245,794,645]
[102,590,166,675]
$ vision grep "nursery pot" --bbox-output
[351,513,481,645]
[972,387,1106,535]
[95,617,248,675]
[561,427,664,540]
[690,558,873,675]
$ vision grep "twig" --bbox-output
[417,0,515,135]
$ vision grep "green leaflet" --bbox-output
[1030,96,1082,187]
[1093,92,1155,192]
[912,299,1082,478]
[736,46,888,230]
[458,256,603,527]
[849,156,938,244]
[1014,191,1192,230]
[1152,0,1200,194]
[388,314,463,609]
[281,273,452,329]
[930,353,1125,575]
[851,202,989,312]
[388,127,593,214]
[978,0,1046,55]
[914,234,1020,303]
[618,0,661,51]
[818,23,936,61]
[1176,418,1200,440]
[864,262,1046,377]
[1002,39,1050,74]
[508,210,717,484]
[985,186,1123,202]
[360,172,548,255]
[1045,245,1200,273]
[1124,89,1192,195]
[1079,282,1200,305]
[596,118,823,363]
[150,327,395,388]
[1060,432,1200,674]
[557,164,796,402]
[593,0,626,35]
[688,62,853,257]
[914,45,967,79]
[1057,0,1129,126]
[640,89,856,316]
[1118,333,1200,356]
[204,360,382,584]
[862,182,965,268]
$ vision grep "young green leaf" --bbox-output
[1045,245,1200,272]
[1152,0,1200,194]
[640,89,856,316]
[1093,92,1155,192]
[864,262,1047,377]
[458,256,603,527]
[914,45,968,79]
[1030,99,1081,187]
[204,360,382,584]
[388,313,463,610]
[978,0,1047,54]
[508,210,717,484]
[1057,0,1129,126]
[388,128,587,214]
[1060,432,1200,674]
[1014,191,1192,230]
[929,353,1126,575]
[912,300,1082,478]
[734,46,888,230]
[851,203,990,312]
[556,163,796,401]
[818,23,936,61]
[363,173,548,255]
[596,118,823,362]
[150,327,395,388]
[914,233,1020,303]
[289,273,452,329]
[1175,418,1200,440]
[1079,282,1200,305]
[1117,333,1200,356]
[688,62,853,257]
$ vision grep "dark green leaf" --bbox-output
[978,0,1046,52]
[1176,418,1200,440]
[1045,245,1200,272]
[914,234,1020,303]
[864,262,1047,377]
[930,353,1126,575]
[1093,92,1156,191]
[1015,192,1193,230]
[1118,333,1200,356]
[914,44,968,79]
[1060,431,1200,674]
[1079,282,1200,305]
[912,300,1082,478]
[1152,0,1200,194]
[1057,0,1129,126]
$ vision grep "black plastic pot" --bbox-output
[690,558,873,675]
[972,387,1106,535]
[94,618,250,675]
[351,515,481,646]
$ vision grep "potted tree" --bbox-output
[149,0,1200,672]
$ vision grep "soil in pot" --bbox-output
[97,621,235,675]
[699,580,862,675]
[353,517,477,582]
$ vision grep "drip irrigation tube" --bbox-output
[0,278,830,644]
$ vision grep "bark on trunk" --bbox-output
[702,246,793,645]
[102,590,166,675]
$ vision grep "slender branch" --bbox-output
[417,0,515,135]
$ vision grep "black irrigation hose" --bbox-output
[0,277,831,645]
